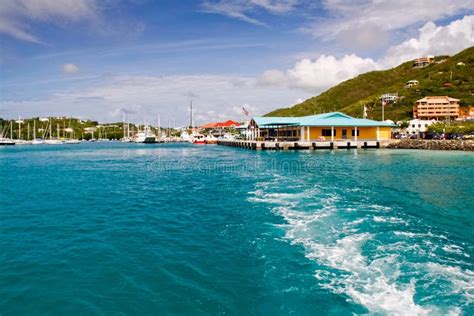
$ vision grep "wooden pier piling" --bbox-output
[217,140,386,150]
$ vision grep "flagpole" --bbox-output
[382,99,385,121]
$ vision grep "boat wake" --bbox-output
[248,177,473,315]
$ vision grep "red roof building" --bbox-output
[201,120,240,129]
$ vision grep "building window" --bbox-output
[412,124,415,128]
[322,129,335,136]
[351,130,360,136]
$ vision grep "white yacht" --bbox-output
[133,131,156,143]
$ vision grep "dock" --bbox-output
[217,140,395,150]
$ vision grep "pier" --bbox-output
[217,140,395,150]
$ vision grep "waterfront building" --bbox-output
[200,120,240,137]
[413,96,460,120]
[246,112,395,141]
[406,119,436,135]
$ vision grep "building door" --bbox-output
[342,129,347,139]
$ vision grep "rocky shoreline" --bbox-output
[387,139,474,151]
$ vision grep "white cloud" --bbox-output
[63,63,79,74]
[201,0,298,26]
[308,0,473,50]
[259,54,380,92]
[0,0,99,43]
[261,16,473,92]
[381,15,474,67]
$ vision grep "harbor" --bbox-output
[1,1,473,313]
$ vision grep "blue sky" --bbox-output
[1,0,473,124]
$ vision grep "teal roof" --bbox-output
[252,112,396,128]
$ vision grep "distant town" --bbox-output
[1,56,473,148]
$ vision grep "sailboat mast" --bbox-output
[158,113,161,138]
[189,101,193,129]
[49,119,52,139]
[123,113,126,139]
[33,120,36,139]
[18,116,21,140]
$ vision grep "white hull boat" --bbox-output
[65,139,80,144]
[32,138,46,145]
[0,138,15,146]
[45,139,63,145]
[133,132,156,143]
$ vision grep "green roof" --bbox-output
[252,112,396,128]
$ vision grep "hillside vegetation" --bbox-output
[266,46,474,121]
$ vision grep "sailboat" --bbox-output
[31,120,45,144]
[14,117,32,145]
[64,118,80,144]
[120,114,132,142]
[44,120,63,144]
[0,121,15,145]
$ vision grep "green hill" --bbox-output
[266,46,474,121]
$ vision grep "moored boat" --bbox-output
[204,135,218,144]
[45,138,63,145]
[64,139,80,144]
[32,138,46,145]
[0,138,15,146]
[191,133,206,144]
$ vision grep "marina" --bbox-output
[1,2,473,314]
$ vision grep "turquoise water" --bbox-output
[0,143,473,315]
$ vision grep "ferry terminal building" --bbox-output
[246,112,395,142]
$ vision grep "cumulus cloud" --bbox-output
[259,54,380,92]
[307,0,473,51]
[261,15,473,92]
[0,0,99,43]
[201,0,298,26]
[63,63,79,74]
[381,15,474,67]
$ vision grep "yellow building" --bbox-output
[247,112,394,141]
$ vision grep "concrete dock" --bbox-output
[217,140,395,150]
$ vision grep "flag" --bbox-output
[242,107,249,116]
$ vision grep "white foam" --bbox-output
[424,262,474,302]
[373,216,407,224]
[247,178,468,315]
[442,244,469,257]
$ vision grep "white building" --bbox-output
[405,80,419,88]
[406,119,436,135]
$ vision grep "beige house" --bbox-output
[413,96,460,120]
[413,56,434,68]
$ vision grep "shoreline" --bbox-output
[387,139,474,151]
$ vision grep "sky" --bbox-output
[0,0,473,125]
